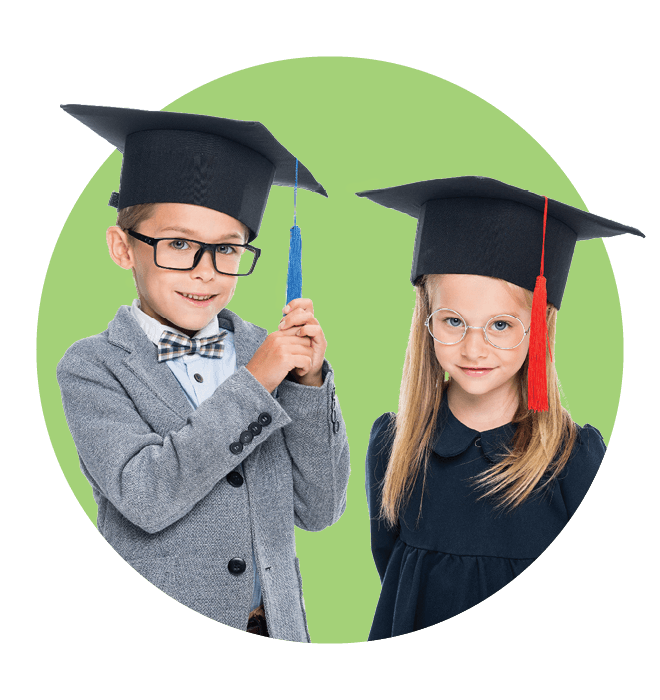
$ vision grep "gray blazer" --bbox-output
[57,305,350,642]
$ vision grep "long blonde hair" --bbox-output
[380,275,577,527]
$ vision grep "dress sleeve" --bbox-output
[365,413,399,582]
[558,424,607,519]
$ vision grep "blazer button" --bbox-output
[239,430,253,445]
[229,442,243,455]
[258,412,272,426]
[227,471,244,487]
[248,421,262,436]
[228,558,246,575]
[193,373,204,383]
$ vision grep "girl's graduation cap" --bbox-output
[63,104,327,304]
[356,176,644,411]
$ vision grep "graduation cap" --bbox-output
[356,176,644,411]
[63,104,328,304]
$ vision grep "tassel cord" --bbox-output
[286,159,302,305]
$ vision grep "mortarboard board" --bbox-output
[356,176,644,410]
[61,104,327,242]
[356,176,643,308]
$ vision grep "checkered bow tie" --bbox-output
[157,330,228,362]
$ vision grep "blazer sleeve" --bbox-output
[365,412,399,583]
[558,424,607,519]
[57,342,293,535]
[275,360,350,531]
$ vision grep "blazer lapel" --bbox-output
[219,308,268,368]
[108,306,194,420]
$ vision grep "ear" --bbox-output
[107,226,135,270]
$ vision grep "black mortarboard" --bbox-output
[62,104,327,241]
[356,176,644,411]
[356,176,643,310]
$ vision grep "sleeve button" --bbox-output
[248,421,262,436]
[239,430,253,445]
[229,442,243,455]
[258,412,272,426]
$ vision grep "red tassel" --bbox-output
[527,196,550,412]
[528,274,549,411]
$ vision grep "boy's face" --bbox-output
[109,203,247,336]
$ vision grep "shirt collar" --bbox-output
[432,395,517,462]
[130,298,220,346]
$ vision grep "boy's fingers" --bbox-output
[276,326,325,351]
[277,324,317,337]
[279,308,318,330]
[289,347,314,369]
[276,330,313,349]
[291,355,313,373]
[295,324,326,343]
[289,338,316,349]
[282,298,314,316]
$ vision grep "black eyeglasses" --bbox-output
[127,229,261,276]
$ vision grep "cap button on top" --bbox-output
[194,373,204,383]
[258,412,272,426]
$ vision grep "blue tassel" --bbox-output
[286,159,302,305]
[286,224,302,304]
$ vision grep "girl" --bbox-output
[356,176,643,640]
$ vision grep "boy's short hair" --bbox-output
[116,203,250,243]
[116,203,158,240]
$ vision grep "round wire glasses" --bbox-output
[425,308,530,350]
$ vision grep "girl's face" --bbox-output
[428,274,532,403]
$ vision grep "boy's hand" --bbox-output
[246,298,327,393]
[279,299,326,387]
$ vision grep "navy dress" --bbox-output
[366,399,605,640]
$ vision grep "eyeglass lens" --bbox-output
[155,239,256,275]
[429,310,526,349]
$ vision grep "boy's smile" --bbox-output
[175,291,220,307]
[108,202,248,336]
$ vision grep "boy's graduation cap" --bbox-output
[356,176,644,411]
[63,104,328,303]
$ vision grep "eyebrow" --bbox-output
[158,225,245,242]
[436,308,524,319]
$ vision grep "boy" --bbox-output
[57,104,350,642]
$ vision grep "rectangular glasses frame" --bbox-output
[127,229,261,276]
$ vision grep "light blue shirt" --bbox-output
[130,299,262,610]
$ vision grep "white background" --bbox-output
[9,0,660,700]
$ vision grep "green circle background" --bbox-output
[38,57,622,644]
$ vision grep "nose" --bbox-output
[461,326,489,360]
[191,248,216,281]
